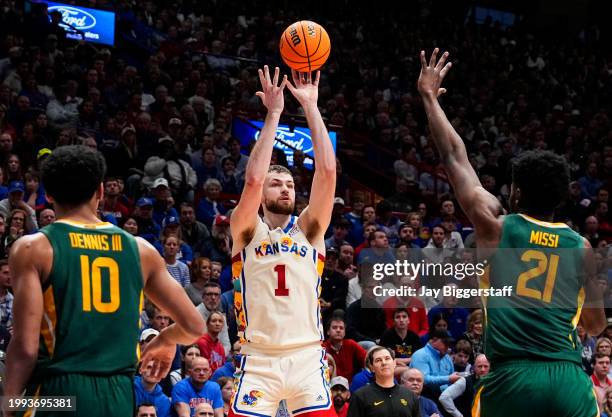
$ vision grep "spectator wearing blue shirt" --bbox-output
[349,367,375,394]
[578,162,603,199]
[172,356,224,417]
[345,194,365,247]
[24,170,46,210]
[134,366,172,417]
[401,368,441,417]
[0,167,7,201]
[154,216,193,264]
[163,235,191,287]
[196,178,227,228]
[151,177,179,226]
[410,330,460,400]
[135,197,161,244]
[210,341,241,382]
[356,229,396,265]
[427,286,469,341]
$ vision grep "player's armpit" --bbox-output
[460,186,504,241]
[5,234,50,397]
[138,238,205,342]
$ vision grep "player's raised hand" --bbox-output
[139,333,176,379]
[286,69,320,110]
[417,48,452,98]
[256,65,288,114]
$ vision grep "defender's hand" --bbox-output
[418,48,452,99]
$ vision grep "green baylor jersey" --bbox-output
[484,213,586,365]
[35,220,144,377]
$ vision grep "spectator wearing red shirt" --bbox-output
[592,353,612,409]
[322,317,366,383]
[101,177,130,220]
[196,311,226,374]
[330,376,351,417]
[353,221,377,258]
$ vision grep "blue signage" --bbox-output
[232,118,337,169]
[45,1,115,46]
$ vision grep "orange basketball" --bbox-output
[279,20,331,72]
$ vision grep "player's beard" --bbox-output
[265,198,294,215]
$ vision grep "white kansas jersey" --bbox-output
[232,215,325,353]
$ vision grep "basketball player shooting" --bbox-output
[228,65,336,417]
[418,48,606,417]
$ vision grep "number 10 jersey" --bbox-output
[233,215,325,355]
[36,220,143,377]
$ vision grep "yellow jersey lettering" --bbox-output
[100,235,110,251]
[529,230,559,248]
[68,233,112,251]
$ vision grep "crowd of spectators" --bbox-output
[1,0,612,416]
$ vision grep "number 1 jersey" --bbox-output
[36,220,143,377]
[233,215,325,354]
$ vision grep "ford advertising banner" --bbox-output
[232,118,337,169]
[43,1,115,46]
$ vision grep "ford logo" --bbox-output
[255,126,314,154]
[49,5,97,30]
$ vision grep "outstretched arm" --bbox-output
[230,66,287,252]
[418,49,502,235]
[287,70,336,248]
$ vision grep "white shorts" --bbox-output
[231,346,332,417]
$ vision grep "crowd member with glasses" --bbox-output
[196,282,231,355]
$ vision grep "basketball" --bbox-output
[279,20,331,72]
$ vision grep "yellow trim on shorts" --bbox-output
[472,385,484,417]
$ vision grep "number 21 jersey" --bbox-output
[233,215,325,354]
[485,214,585,365]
